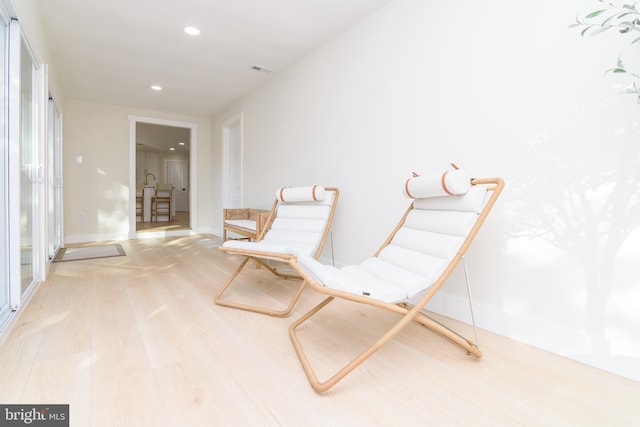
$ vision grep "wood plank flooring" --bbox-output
[0,235,638,426]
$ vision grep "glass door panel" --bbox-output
[0,13,9,326]
[20,39,36,293]
[48,98,62,260]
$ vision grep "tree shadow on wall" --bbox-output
[509,126,640,357]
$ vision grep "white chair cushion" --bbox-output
[391,227,465,260]
[377,245,448,283]
[358,257,430,299]
[276,185,325,202]
[298,255,340,283]
[293,181,486,304]
[271,218,328,234]
[403,168,470,199]
[403,210,477,237]
[298,255,431,303]
[326,264,408,303]
[222,239,317,258]
[221,187,336,259]
[413,184,486,213]
[276,204,332,220]
[263,229,322,246]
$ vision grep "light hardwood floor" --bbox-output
[136,211,190,233]
[0,235,638,426]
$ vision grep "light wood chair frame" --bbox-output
[216,187,340,317]
[135,195,144,223]
[152,183,172,222]
[222,208,271,242]
[287,178,504,392]
[135,182,145,223]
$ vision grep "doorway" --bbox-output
[128,116,198,238]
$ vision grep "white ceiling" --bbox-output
[34,0,391,119]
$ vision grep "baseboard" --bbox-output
[65,233,130,244]
[425,292,639,382]
[66,228,205,244]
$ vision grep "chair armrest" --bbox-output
[255,210,271,235]
[224,208,250,220]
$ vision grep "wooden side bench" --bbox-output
[222,208,271,242]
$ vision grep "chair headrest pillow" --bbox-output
[403,167,470,199]
[276,185,326,203]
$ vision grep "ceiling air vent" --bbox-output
[251,64,273,74]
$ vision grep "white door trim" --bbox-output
[7,19,21,309]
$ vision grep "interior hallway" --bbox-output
[0,235,637,426]
[136,211,190,233]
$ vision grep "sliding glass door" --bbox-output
[0,7,49,330]
[6,18,42,311]
[19,33,39,294]
[48,98,62,260]
[0,11,9,327]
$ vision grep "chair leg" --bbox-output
[289,297,482,393]
[412,313,482,357]
[214,256,307,317]
[290,296,414,393]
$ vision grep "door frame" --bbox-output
[222,112,243,208]
[8,19,45,309]
[47,95,63,263]
[128,115,198,239]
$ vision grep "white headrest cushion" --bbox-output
[276,185,326,203]
[403,168,470,199]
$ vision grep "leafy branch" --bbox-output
[572,1,640,103]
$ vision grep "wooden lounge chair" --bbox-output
[216,185,340,317]
[222,208,271,242]
[287,167,504,392]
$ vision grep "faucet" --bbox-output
[144,173,155,186]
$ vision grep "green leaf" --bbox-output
[632,35,640,44]
[604,67,627,75]
[616,11,634,19]
[590,26,613,35]
[581,26,592,36]
[586,9,608,18]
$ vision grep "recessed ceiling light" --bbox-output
[178,141,185,146]
[184,26,200,36]
[151,85,162,91]
[169,147,176,151]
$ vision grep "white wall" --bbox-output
[63,99,215,242]
[12,0,64,103]
[211,0,640,381]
